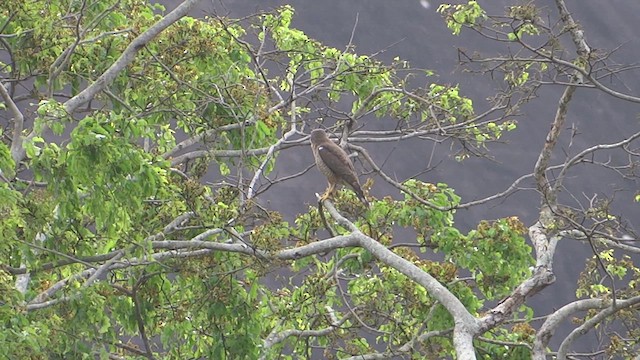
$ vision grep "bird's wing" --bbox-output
[317,141,368,206]
[317,142,357,177]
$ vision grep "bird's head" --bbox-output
[310,129,329,144]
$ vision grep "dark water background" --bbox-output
[156,0,640,355]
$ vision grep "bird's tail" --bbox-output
[353,186,370,208]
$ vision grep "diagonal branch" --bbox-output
[532,298,607,360]
[532,85,575,207]
[62,0,202,114]
[0,79,25,166]
[555,0,591,57]
[556,295,640,360]
[14,0,203,165]
[246,97,299,201]
[259,306,352,360]
[533,0,592,209]
[319,199,479,360]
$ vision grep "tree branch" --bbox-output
[260,306,352,359]
[246,98,299,200]
[0,79,24,166]
[556,295,640,360]
[532,298,607,360]
[13,0,203,165]
[63,0,201,113]
[533,85,575,206]
[478,222,559,332]
[319,200,479,360]
[552,130,640,195]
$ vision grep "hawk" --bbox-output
[309,129,369,207]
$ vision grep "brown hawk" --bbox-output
[310,129,369,207]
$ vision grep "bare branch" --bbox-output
[533,85,575,206]
[554,0,591,56]
[556,295,640,360]
[131,280,157,360]
[246,98,299,200]
[562,230,640,254]
[47,0,88,97]
[163,121,252,159]
[0,79,24,166]
[552,131,640,195]
[260,307,352,359]
[532,298,607,360]
[348,144,448,211]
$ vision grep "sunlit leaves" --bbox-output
[504,62,533,87]
[460,218,533,298]
[23,136,45,159]
[437,1,486,35]
[397,180,460,232]
[32,113,169,238]
[507,4,541,40]
[0,134,15,179]
[376,180,535,299]
[576,251,639,300]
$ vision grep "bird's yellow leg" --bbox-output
[319,182,336,202]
